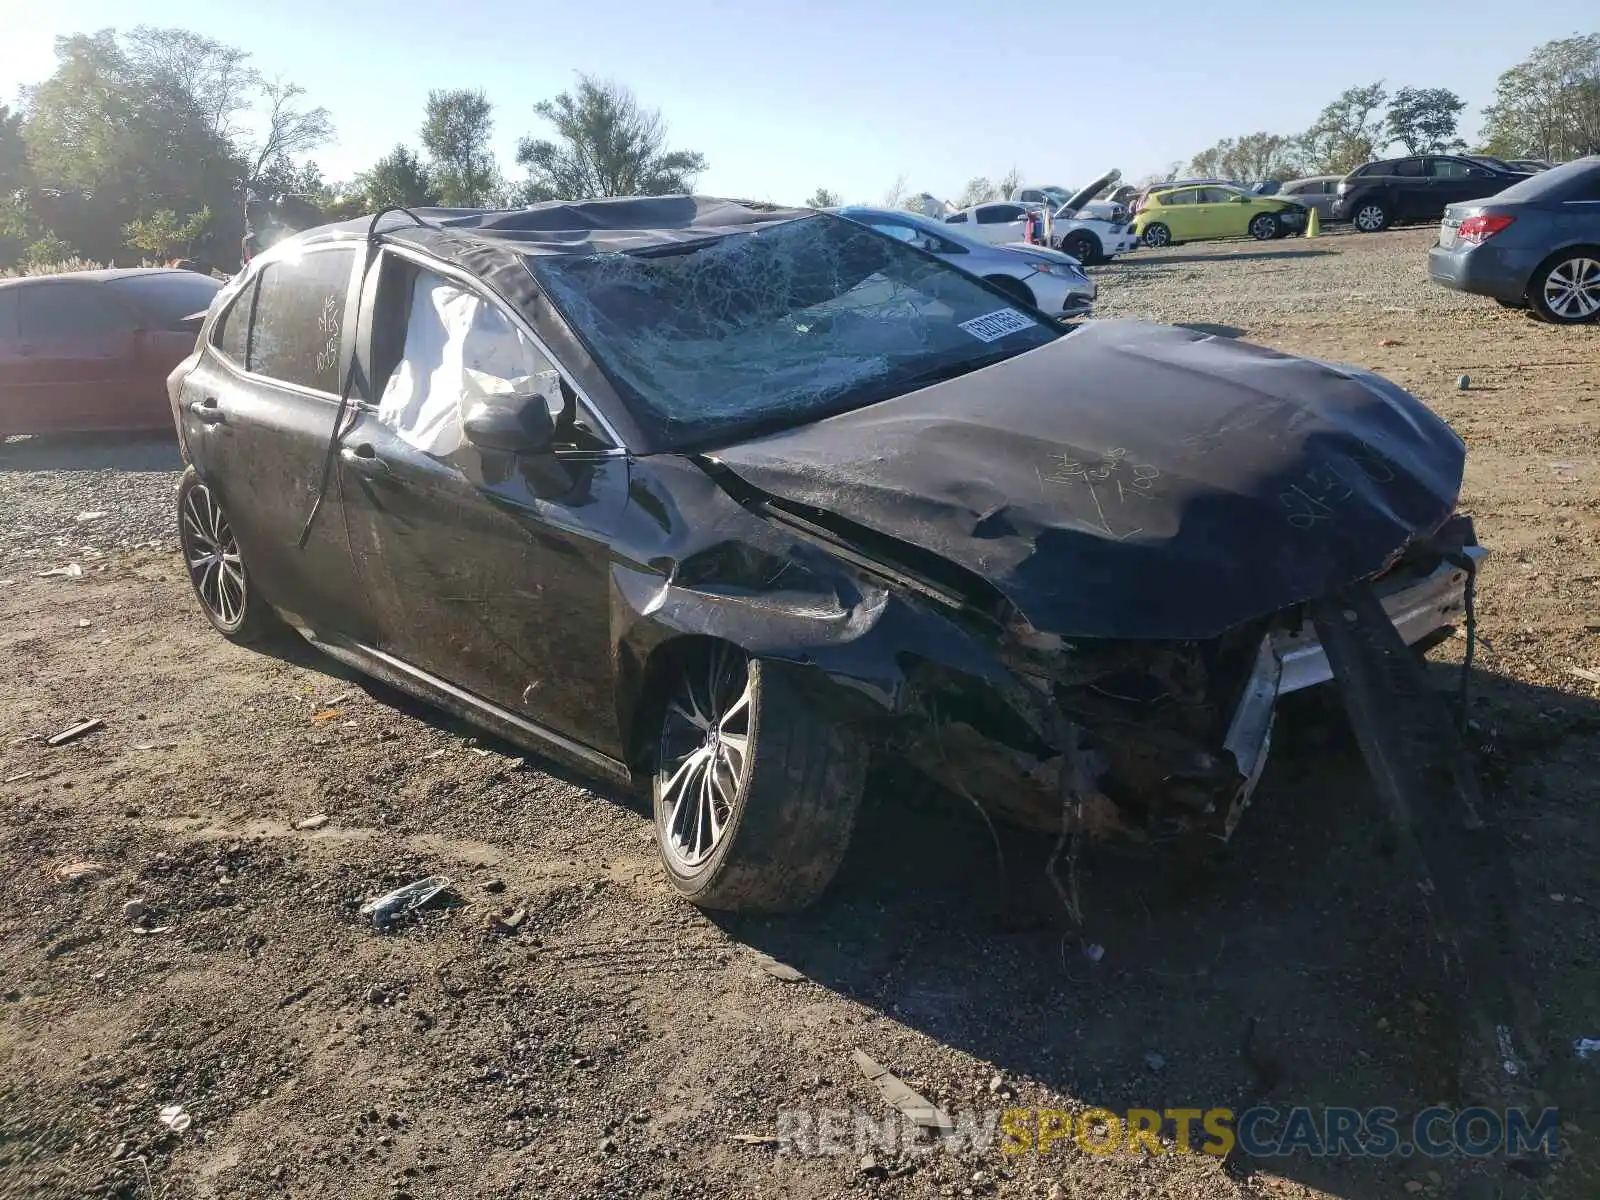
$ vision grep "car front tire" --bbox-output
[1249,213,1280,241]
[1352,201,1389,233]
[1529,252,1600,325]
[177,467,285,645]
[1061,232,1100,265]
[652,645,867,913]
[1142,223,1171,248]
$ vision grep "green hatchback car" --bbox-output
[1134,184,1309,246]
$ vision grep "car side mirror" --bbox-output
[463,394,555,454]
[1234,194,1251,203]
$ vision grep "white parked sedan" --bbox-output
[943,199,1139,265]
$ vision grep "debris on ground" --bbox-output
[36,563,83,579]
[1144,1051,1167,1072]
[157,1104,192,1133]
[46,717,103,746]
[489,907,527,935]
[311,709,341,722]
[729,1133,782,1147]
[1575,1038,1600,1061]
[1457,374,1471,390]
[753,951,805,982]
[1568,667,1600,686]
[54,860,111,884]
[1083,943,1106,964]
[75,511,106,523]
[122,900,148,923]
[294,814,330,830]
[852,1049,953,1133]
[359,876,452,928]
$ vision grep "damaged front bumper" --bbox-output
[1219,542,1486,837]
[903,531,1486,842]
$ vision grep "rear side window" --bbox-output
[1391,159,1425,178]
[1354,162,1389,178]
[106,272,223,328]
[945,212,968,223]
[975,204,1025,224]
[211,280,256,365]
[1159,189,1197,205]
[246,247,356,394]
[18,284,138,338]
[1430,158,1489,180]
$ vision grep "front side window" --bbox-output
[246,246,356,393]
[18,285,138,338]
[377,268,565,458]
[1392,159,1425,178]
[1159,189,1197,206]
[530,214,1061,449]
[945,212,968,223]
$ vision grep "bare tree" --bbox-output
[248,79,333,185]
[516,76,706,200]
[881,172,909,209]
[125,26,257,143]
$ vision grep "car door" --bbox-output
[9,280,144,434]
[1428,157,1503,213]
[1195,188,1243,237]
[336,252,630,756]
[1154,187,1199,237]
[177,243,377,643]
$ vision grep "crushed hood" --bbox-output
[709,321,1465,641]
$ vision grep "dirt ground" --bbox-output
[2,228,1598,1200]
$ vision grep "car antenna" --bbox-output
[296,207,431,549]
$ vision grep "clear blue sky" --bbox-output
[2,0,1592,204]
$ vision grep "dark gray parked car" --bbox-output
[1427,155,1600,323]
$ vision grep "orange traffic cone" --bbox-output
[1305,208,1321,238]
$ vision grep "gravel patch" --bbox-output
[0,434,183,569]
[1089,225,1481,327]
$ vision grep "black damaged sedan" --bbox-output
[167,196,1483,916]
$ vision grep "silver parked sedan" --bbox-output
[834,206,1095,319]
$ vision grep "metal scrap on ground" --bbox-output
[47,717,103,746]
[851,1049,954,1133]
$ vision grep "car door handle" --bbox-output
[340,444,390,477]
[188,398,226,425]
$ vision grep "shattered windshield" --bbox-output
[528,214,1060,448]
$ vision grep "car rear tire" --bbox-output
[984,275,1035,308]
[1061,232,1100,265]
[652,645,867,913]
[177,467,286,645]
[1352,201,1389,233]
[1248,213,1280,241]
[1142,223,1171,248]
[1529,252,1600,325]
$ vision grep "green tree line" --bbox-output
[1,27,707,272]
[1175,35,1599,185]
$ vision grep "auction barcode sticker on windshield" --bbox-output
[959,308,1034,343]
